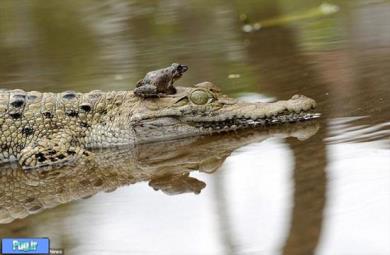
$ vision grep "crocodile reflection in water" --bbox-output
[0,122,319,224]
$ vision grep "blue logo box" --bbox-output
[1,238,50,254]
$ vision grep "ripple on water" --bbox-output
[326,116,390,145]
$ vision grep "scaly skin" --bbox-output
[0,122,319,224]
[0,71,319,169]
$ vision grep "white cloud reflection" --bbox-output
[221,138,294,255]
[316,142,390,255]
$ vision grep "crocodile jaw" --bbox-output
[132,95,320,144]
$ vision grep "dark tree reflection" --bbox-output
[234,2,330,254]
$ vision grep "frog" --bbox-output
[134,63,189,98]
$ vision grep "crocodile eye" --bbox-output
[190,90,211,105]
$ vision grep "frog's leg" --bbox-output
[166,84,177,95]
[134,84,159,98]
[18,132,93,169]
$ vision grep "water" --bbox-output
[0,0,389,254]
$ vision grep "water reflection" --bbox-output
[0,123,320,252]
[327,117,390,144]
[215,138,295,255]
[318,138,390,255]
[0,123,319,224]
[1,118,388,254]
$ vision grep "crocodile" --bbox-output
[0,122,319,224]
[0,65,319,169]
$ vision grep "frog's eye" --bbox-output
[177,64,188,73]
[190,90,213,105]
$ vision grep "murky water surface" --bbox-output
[0,1,389,254]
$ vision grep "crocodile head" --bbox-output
[129,82,319,143]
